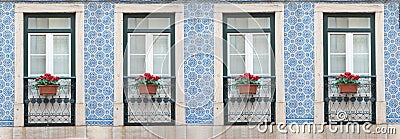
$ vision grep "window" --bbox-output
[124,14,173,76]
[126,33,171,76]
[23,14,76,126]
[323,14,376,124]
[326,16,374,75]
[123,13,175,126]
[225,14,273,76]
[25,14,75,77]
[223,13,275,125]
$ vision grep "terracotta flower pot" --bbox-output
[138,84,159,94]
[38,85,59,95]
[338,83,358,93]
[237,84,259,94]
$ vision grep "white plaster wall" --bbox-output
[1,125,399,138]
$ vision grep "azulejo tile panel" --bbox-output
[284,2,315,123]
[84,2,114,126]
[0,2,14,127]
[384,2,400,124]
[184,2,214,125]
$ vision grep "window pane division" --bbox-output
[128,34,146,75]
[28,17,71,29]
[328,17,370,28]
[329,34,346,74]
[227,33,271,75]
[127,33,171,76]
[228,34,246,75]
[53,35,70,76]
[153,34,170,75]
[227,17,270,29]
[353,34,370,74]
[328,33,370,75]
[29,35,46,75]
[128,17,170,29]
[28,33,71,76]
[252,34,270,75]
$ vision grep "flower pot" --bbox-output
[38,85,59,95]
[338,83,358,93]
[138,84,158,94]
[237,84,259,94]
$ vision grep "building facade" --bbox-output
[0,0,399,138]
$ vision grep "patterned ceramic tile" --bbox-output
[84,2,114,126]
[0,2,14,127]
[284,2,315,123]
[184,2,214,125]
[384,2,400,123]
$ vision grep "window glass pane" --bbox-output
[353,34,369,53]
[230,55,245,74]
[30,55,46,75]
[229,35,245,54]
[128,18,170,29]
[330,55,346,73]
[253,55,269,75]
[253,34,269,54]
[328,17,370,28]
[53,55,69,75]
[354,54,369,74]
[154,55,169,75]
[30,35,46,54]
[227,17,270,29]
[153,35,169,54]
[330,34,346,53]
[130,55,146,75]
[53,35,69,54]
[129,35,146,54]
[28,18,71,29]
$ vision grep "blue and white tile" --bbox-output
[184,2,214,125]
[284,2,315,123]
[384,2,400,124]
[84,2,114,126]
[0,2,14,127]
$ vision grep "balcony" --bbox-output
[324,76,376,124]
[123,76,175,126]
[223,76,276,125]
[24,77,76,126]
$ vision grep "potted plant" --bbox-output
[34,73,60,95]
[234,73,260,94]
[135,73,161,94]
[335,72,360,93]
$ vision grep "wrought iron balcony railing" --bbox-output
[123,76,175,126]
[324,76,376,124]
[223,76,276,125]
[24,77,76,126]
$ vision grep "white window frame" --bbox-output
[314,4,385,124]
[227,32,271,76]
[327,32,371,75]
[127,33,171,76]
[27,33,71,77]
